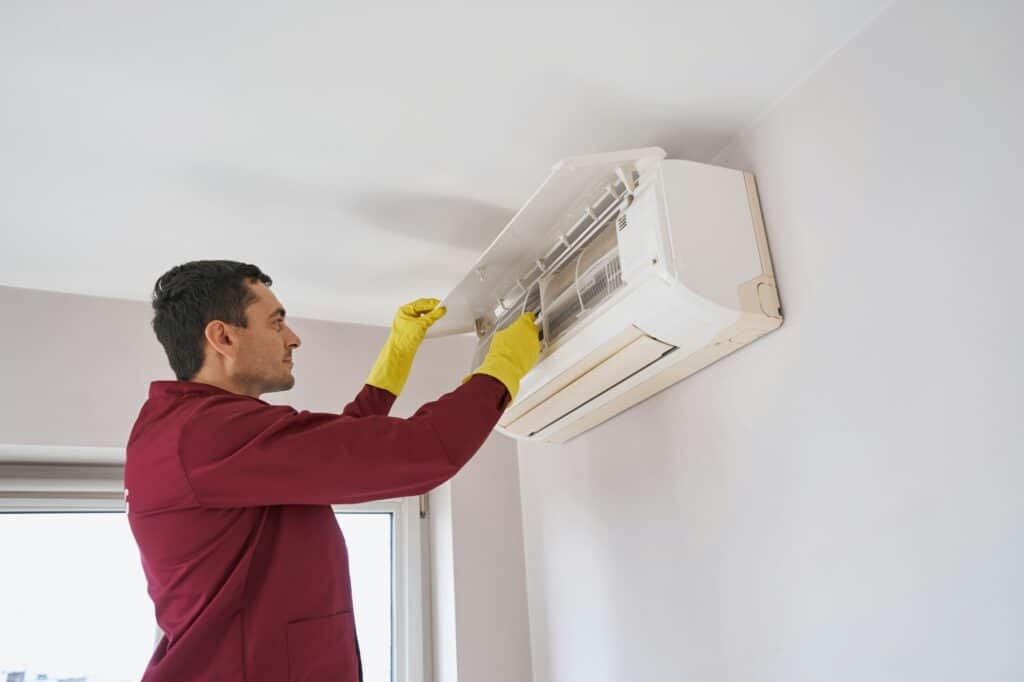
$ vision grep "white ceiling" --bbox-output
[1,1,888,326]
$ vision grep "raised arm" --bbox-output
[180,375,508,507]
[179,311,541,508]
[341,297,446,419]
[340,384,398,418]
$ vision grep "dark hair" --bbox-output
[151,260,273,381]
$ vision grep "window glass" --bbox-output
[0,511,394,682]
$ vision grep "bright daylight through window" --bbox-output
[0,512,393,681]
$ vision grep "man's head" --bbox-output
[151,260,301,397]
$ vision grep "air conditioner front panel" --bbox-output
[499,331,675,438]
[427,147,667,338]
[538,307,781,444]
[510,274,666,403]
[499,326,644,427]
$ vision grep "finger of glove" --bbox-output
[399,307,444,338]
[520,316,541,354]
[402,298,441,316]
[496,316,540,360]
[515,314,541,341]
[499,314,533,340]
[424,305,447,324]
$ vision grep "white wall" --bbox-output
[0,284,396,446]
[0,284,532,682]
[0,287,168,447]
[422,334,532,682]
[428,434,532,682]
[450,429,533,682]
[517,2,1024,681]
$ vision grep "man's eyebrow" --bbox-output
[269,307,286,320]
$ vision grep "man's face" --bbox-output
[230,281,301,396]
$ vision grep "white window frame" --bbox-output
[332,496,428,682]
[0,445,430,682]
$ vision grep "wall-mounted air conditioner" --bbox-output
[429,147,782,443]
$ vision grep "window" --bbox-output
[333,497,429,682]
[0,512,155,681]
[0,449,428,682]
[334,511,393,682]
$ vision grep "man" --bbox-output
[125,260,540,681]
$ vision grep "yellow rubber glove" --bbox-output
[366,298,447,396]
[465,312,541,401]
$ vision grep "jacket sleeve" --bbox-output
[177,374,509,507]
[340,384,397,418]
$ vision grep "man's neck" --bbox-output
[190,373,261,399]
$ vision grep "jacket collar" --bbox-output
[148,380,239,400]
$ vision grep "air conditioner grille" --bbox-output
[546,254,623,342]
[470,165,639,375]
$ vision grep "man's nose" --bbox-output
[285,325,301,349]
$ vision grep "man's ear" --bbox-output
[204,320,237,361]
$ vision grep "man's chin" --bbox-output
[262,374,296,394]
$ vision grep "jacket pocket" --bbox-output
[286,610,360,682]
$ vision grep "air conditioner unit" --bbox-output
[429,147,782,443]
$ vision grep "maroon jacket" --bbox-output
[125,374,507,681]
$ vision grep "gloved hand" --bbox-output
[366,298,447,396]
[465,312,541,401]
